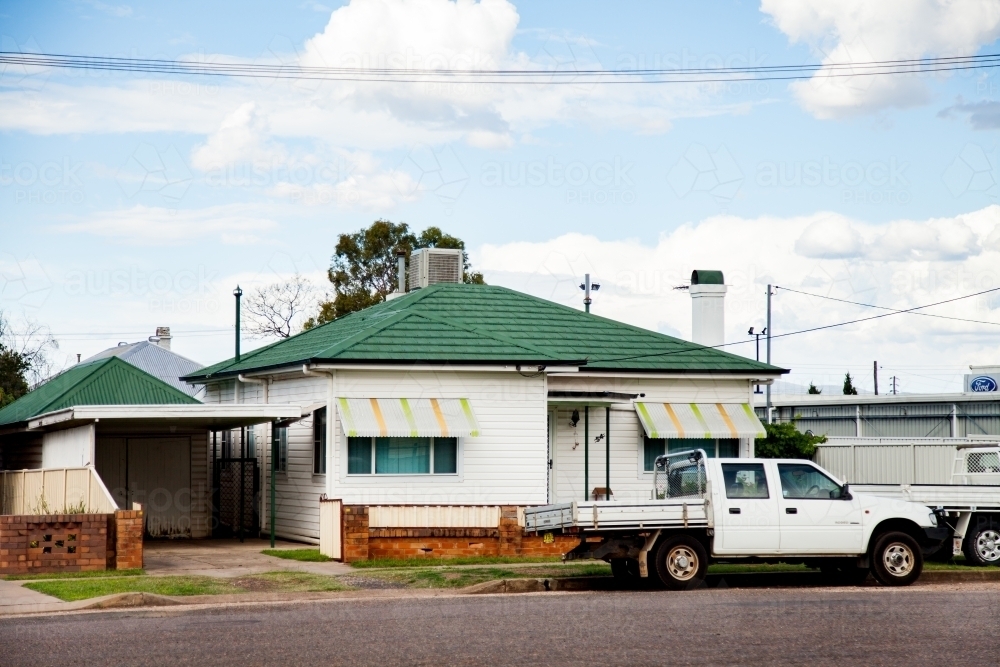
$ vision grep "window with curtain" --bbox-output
[313,407,326,474]
[247,427,256,458]
[347,437,458,475]
[643,437,740,471]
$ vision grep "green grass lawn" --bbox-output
[261,548,331,562]
[358,563,611,589]
[23,571,351,602]
[2,569,144,581]
[351,555,563,569]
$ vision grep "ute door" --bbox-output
[715,461,780,554]
[774,462,864,554]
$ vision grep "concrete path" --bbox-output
[0,578,62,611]
[143,538,353,577]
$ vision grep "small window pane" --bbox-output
[668,438,715,457]
[375,437,430,474]
[717,439,739,458]
[347,437,372,475]
[276,427,288,472]
[778,464,843,499]
[644,437,665,472]
[722,463,769,499]
[313,407,327,474]
[434,438,457,474]
[246,428,256,458]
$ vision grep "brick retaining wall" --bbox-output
[0,510,144,574]
[342,505,580,563]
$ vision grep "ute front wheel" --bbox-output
[871,532,923,586]
[654,535,708,590]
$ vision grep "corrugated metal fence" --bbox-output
[814,438,996,484]
[0,467,118,515]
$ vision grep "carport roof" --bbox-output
[0,357,199,428]
[23,404,306,432]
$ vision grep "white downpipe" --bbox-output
[237,374,269,403]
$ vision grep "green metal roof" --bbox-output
[185,283,787,381]
[0,356,200,427]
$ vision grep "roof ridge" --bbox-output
[32,358,114,416]
[312,308,424,359]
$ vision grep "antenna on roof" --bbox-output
[579,274,600,313]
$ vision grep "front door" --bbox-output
[715,461,780,554]
[774,462,864,554]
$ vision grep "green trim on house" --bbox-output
[0,357,200,427]
[184,283,786,381]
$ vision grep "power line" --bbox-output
[598,284,1000,364]
[775,285,1000,327]
[3,51,1000,84]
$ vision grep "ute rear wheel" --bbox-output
[654,535,708,590]
[963,519,1000,566]
[871,531,923,586]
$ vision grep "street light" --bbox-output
[234,285,243,363]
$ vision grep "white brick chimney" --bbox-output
[689,270,726,349]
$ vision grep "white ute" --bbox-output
[524,450,949,589]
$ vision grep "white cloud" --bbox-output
[761,0,1000,118]
[475,205,1000,392]
[191,102,284,171]
[0,0,752,146]
[56,203,279,245]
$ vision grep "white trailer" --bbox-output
[525,450,948,589]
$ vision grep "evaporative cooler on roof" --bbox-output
[408,248,464,290]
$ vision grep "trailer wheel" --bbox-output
[963,519,1000,566]
[654,535,708,590]
[871,532,923,586]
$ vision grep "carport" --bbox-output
[0,357,302,539]
[26,405,301,537]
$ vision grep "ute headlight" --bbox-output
[928,512,938,526]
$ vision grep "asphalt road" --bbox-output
[3,585,999,667]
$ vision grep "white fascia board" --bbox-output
[27,404,304,430]
[567,371,780,381]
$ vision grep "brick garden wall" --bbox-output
[342,505,580,563]
[0,510,144,575]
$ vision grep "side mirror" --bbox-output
[840,483,853,500]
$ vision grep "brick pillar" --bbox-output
[114,510,144,570]
[342,505,369,563]
[0,515,29,575]
[499,506,522,556]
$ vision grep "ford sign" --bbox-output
[970,376,998,392]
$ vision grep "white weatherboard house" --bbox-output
[183,270,785,544]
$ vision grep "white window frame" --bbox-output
[340,434,464,484]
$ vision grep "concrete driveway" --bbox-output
[143,538,353,577]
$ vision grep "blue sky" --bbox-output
[2,0,1000,393]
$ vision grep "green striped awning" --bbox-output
[337,398,480,438]
[635,402,765,439]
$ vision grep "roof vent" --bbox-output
[408,248,463,290]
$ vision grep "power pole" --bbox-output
[765,285,773,423]
[873,360,878,395]
[890,376,899,395]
